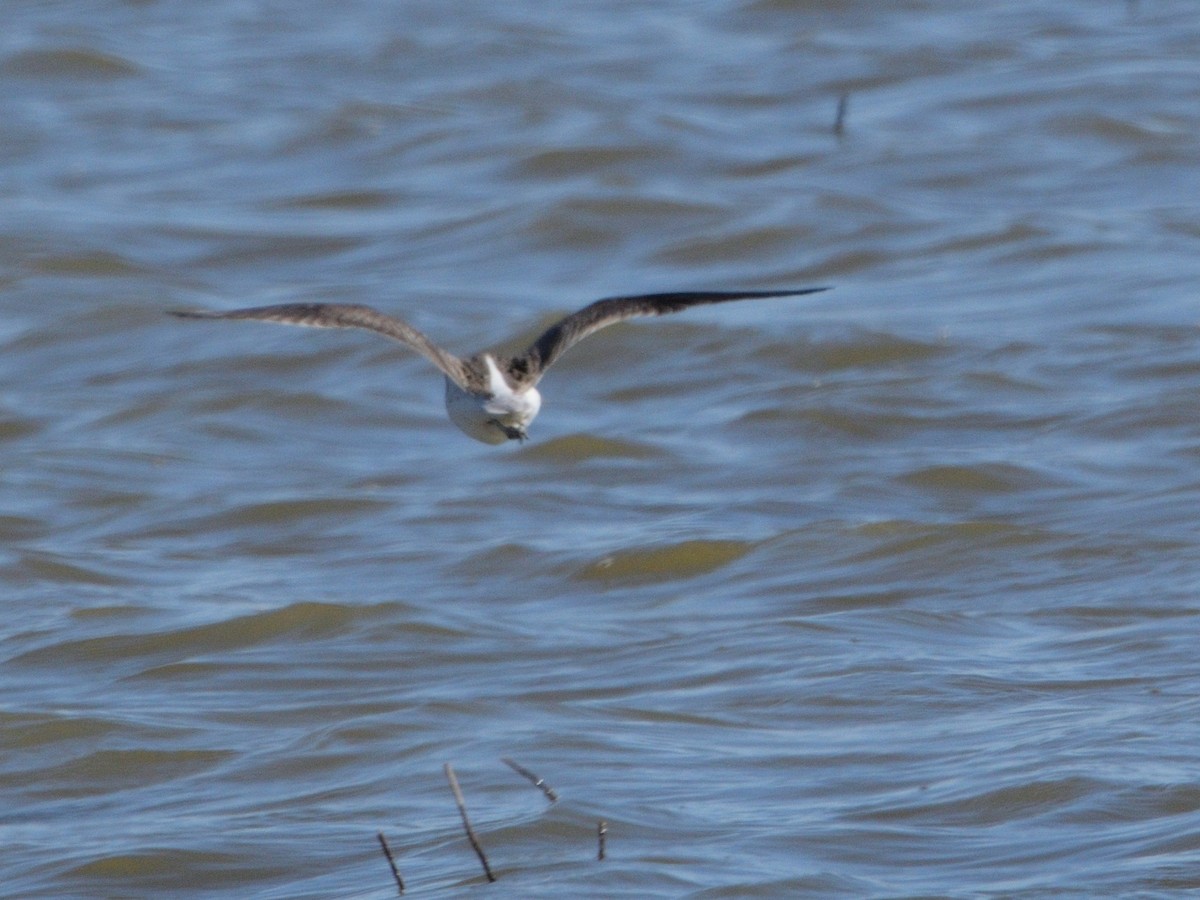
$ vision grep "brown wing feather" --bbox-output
[169,303,471,387]
[512,288,829,384]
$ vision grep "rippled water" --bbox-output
[4,1,1200,897]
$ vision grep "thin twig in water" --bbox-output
[833,92,849,138]
[376,832,405,895]
[501,757,559,803]
[598,820,607,861]
[444,763,497,882]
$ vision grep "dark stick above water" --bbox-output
[501,756,559,803]
[444,763,497,883]
[376,832,405,895]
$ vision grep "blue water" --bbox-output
[3,1,1200,896]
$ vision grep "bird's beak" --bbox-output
[492,421,528,442]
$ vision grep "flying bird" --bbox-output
[170,288,828,444]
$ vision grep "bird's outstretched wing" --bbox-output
[170,303,472,388]
[510,288,829,384]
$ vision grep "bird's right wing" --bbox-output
[170,303,472,388]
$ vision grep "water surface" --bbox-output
[3,1,1200,896]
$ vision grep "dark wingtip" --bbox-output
[167,309,215,319]
[732,287,831,299]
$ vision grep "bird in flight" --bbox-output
[171,288,828,444]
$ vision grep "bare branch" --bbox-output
[501,757,559,803]
[444,763,497,882]
[376,832,405,895]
